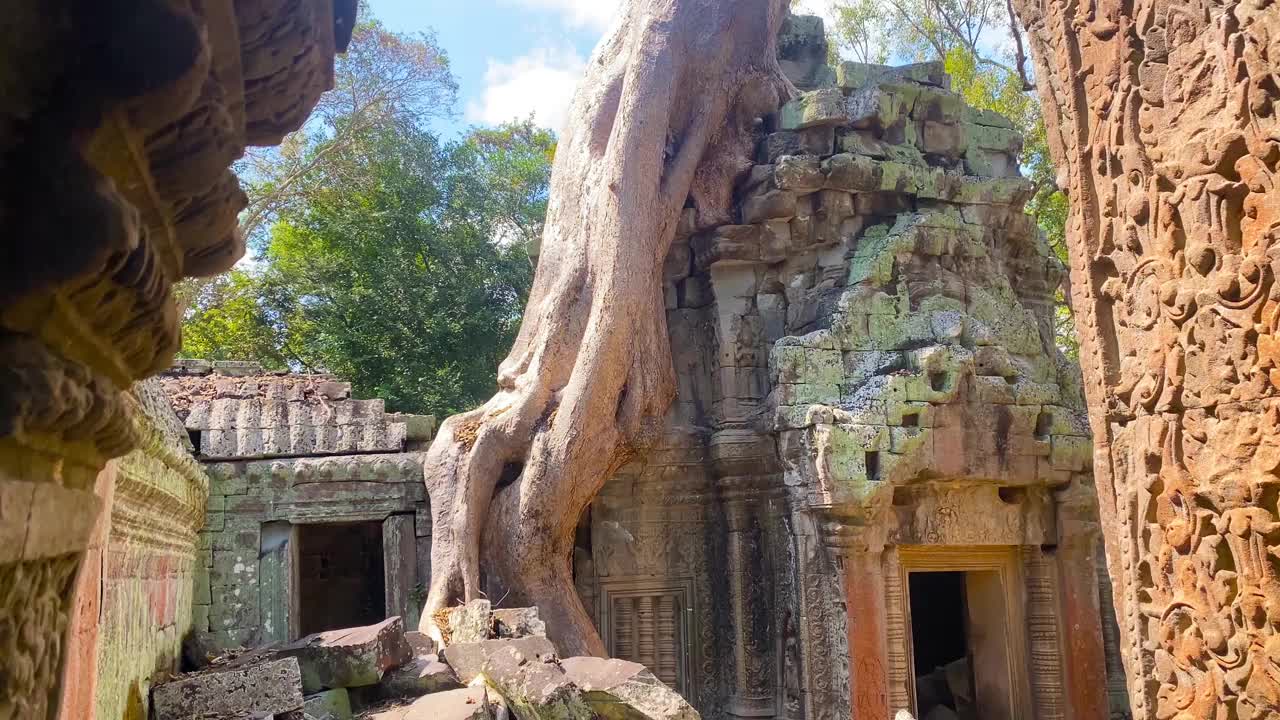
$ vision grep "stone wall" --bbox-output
[163,361,434,649]
[59,380,210,720]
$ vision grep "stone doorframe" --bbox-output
[888,545,1054,720]
[258,513,420,643]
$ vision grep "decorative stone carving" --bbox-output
[1010,0,1280,717]
[0,3,353,712]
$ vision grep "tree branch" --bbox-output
[1004,0,1036,91]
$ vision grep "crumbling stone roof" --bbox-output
[160,359,433,460]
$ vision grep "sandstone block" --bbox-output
[920,121,967,158]
[836,61,949,91]
[823,153,883,192]
[561,656,701,720]
[364,686,495,720]
[774,155,824,192]
[404,630,437,656]
[492,606,547,639]
[303,688,353,720]
[741,189,797,224]
[376,654,462,699]
[272,616,413,693]
[448,598,493,643]
[440,636,558,684]
[151,657,304,720]
[479,643,593,720]
[779,88,846,130]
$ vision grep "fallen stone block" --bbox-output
[376,654,463,699]
[479,642,593,720]
[441,636,558,684]
[273,616,413,693]
[448,599,493,643]
[405,630,437,656]
[492,607,546,639]
[363,686,494,720]
[303,688,353,720]
[151,657,304,720]
[561,656,700,720]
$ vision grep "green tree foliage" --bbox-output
[180,7,555,416]
[826,0,1078,356]
[179,270,289,368]
[182,120,553,416]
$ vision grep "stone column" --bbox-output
[1022,545,1067,720]
[1010,1,1280,716]
[825,519,888,720]
[713,430,779,720]
[1051,539,1110,720]
[383,513,419,628]
[882,548,910,715]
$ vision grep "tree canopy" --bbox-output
[179,11,554,417]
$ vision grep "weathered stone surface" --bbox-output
[477,644,593,720]
[779,89,846,130]
[272,617,413,693]
[492,607,547,639]
[405,630,438,656]
[561,657,700,720]
[166,362,432,649]
[151,657,304,720]
[1012,0,1280,717]
[776,13,834,90]
[440,636,558,684]
[448,599,493,643]
[363,686,494,720]
[304,688,354,720]
[376,654,462,699]
[583,44,1112,720]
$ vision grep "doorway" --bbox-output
[906,569,1014,720]
[909,571,975,720]
[296,522,386,636]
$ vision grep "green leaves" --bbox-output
[180,8,552,416]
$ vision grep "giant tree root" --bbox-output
[420,0,793,656]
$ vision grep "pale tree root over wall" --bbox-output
[420,0,794,657]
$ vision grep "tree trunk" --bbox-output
[420,0,792,657]
[1010,0,1280,717]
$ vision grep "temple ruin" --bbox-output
[9,0,1270,717]
[159,360,436,650]
[561,17,1119,720]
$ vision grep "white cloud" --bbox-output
[465,47,587,133]
[507,0,624,31]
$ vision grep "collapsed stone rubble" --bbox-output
[150,602,697,720]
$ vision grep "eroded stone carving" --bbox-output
[1011,0,1280,717]
[0,2,354,714]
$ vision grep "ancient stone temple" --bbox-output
[569,18,1117,720]
[160,360,436,649]
[0,2,355,717]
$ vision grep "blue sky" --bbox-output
[375,0,835,138]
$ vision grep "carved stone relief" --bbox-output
[1011,0,1280,716]
[0,2,354,714]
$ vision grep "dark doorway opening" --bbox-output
[297,522,385,636]
[909,571,976,720]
